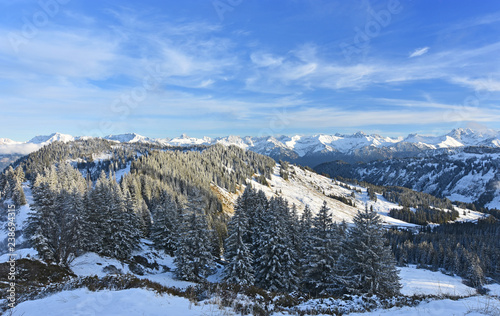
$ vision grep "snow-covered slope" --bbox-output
[7,258,499,316]
[0,159,495,316]
[316,149,500,208]
[211,163,483,226]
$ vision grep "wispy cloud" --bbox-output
[409,47,430,58]
[451,76,500,92]
[1,2,500,138]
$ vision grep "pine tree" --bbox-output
[299,204,314,288]
[26,177,57,262]
[26,165,87,266]
[337,207,401,296]
[466,253,485,288]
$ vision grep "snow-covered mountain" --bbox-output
[315,147,500,208]
[27,132,75,145]
[0,138,21,146]
[103,133,159,144]
[2,128,500,167]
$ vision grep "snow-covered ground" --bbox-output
[399,266,476,297]
[349,296,500,316]
[9,288,227,316]
[6,263,500,316]
[242,164,481,225]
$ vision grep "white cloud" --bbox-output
[250,52,283,67]
[409,47,430,58]
[0,144,41,155]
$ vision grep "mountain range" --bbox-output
[1,128,500,168]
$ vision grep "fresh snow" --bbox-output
[114,162,131,182]
[0,182,497,316]
[27,132,75,145]
[70,248,197,290]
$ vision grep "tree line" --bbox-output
[386,218,500,288]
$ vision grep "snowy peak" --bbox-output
[0,138,20,146]
[447,128,500,147]
[27,132,74,145]
[168,134,212,146]
[104,133,156,144]
[403,133,464,149]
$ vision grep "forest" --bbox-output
[0,141,497,303]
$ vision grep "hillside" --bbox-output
[315,147,500,209]
[0,141,497,315]
[1,183,498,315]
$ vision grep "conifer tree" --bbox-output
[337,207,401,296]
[151,191,180,256]
[255,197,299,292]
[98,172,141,259]
[223,195,254,285]
[174,197,215,282]
[303,201,338,295]
[26,165,87,266]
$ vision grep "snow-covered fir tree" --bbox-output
[26,164,87,266]
[302,201,339,295]
[93,171,141,260]
[223,195,255,285]
[151,191,180,256]
[0,166,27,206]
[255,197,299,292]
[174,197,215,282]
[337,207,401,296]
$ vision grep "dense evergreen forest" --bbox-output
[0,140,498,301]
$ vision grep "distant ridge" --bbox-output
[1,128,500,163]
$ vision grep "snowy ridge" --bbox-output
[103,133,159,144]
[2,128,500,158]
[316,149,500,209]
[27,132,75,145]
[252,164,484,224]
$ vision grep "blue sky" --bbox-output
[1,0,500,141]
